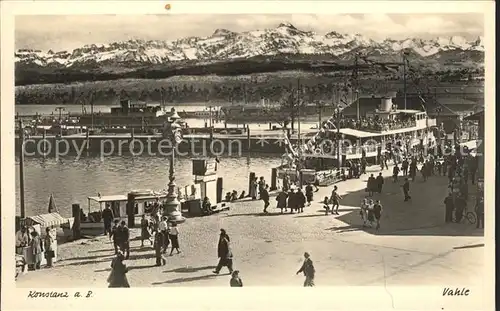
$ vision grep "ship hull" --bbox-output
[221,105,337,122]
[77,114,170,127]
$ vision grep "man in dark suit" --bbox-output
[296,252,315,287]
[213,229,233,274]
[376,173,384,194]
[116,221,130,259]
[102,204,114,236]
[402,178,411,202]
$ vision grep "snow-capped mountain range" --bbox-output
[15,22,484,68]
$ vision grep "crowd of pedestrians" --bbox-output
[274,174,319,214]
[100,141,481,288]
[15,226,56,272]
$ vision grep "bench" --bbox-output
[181,200,230,217]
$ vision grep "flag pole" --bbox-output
[18,119,26,219]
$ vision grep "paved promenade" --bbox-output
[16,165,484,287]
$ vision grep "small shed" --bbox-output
[20,213,67,267]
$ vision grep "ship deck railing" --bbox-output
[326,122,434,138]
[301,144,382,158]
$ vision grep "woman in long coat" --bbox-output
[43,227,55,268]
[30,231,43,270]
[296,189,306,213]
[276,191,288,213]
[213,229,233,274]
[250,178,258,200]
[154,230,166,266]
[287,190,296,214]
[168,222,181,255]
[108,252,130,287]
[140,215,151,247]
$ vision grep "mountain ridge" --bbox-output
[15,22,484,69]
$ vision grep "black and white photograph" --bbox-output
[1,1,495,310]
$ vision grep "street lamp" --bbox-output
[335,106,341,170]
[162,108,185,224]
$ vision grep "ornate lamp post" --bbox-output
[163,108,186,224]
[434,106,443,152]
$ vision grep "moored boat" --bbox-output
[71,189,169,237]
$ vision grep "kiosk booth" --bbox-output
[182,158,228,217]
[20,213,68,268]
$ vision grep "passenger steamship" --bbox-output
[278,94,438,186]
[77,99,174,128]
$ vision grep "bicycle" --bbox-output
[453,207,477,225]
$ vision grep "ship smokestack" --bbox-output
[380,97,393,112]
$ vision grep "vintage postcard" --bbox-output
[1,1,495,310]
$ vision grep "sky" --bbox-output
[15,13,484,51]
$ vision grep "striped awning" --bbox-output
[24,213,68,227]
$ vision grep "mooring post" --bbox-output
[42,129,47,158]
[71,203,81,240]
[248,172,256,197]
[247,126,251,151]
[85,130,90,152]
[127,192,135,228]
[216,177,223,203]
[270,168,278,191]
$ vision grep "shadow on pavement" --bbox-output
[63,253,114,262]
[129,246,155,252]
[126,253,156,261]
[328,173,483,237]
[162,265,214,273]
[129,264,159,270]
[315,208,360,213]
[94,263,159,273]
[61,252,155,267]
[225,212,284,217]
[294,214,326,218]
[325,225,364,233]
[59,257,111,267]
[151,274,219,285]
[88,248,115,254]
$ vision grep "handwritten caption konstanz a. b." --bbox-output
[27,291,93,298]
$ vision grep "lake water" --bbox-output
[13,104,320,217]
[15,154,282,218]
